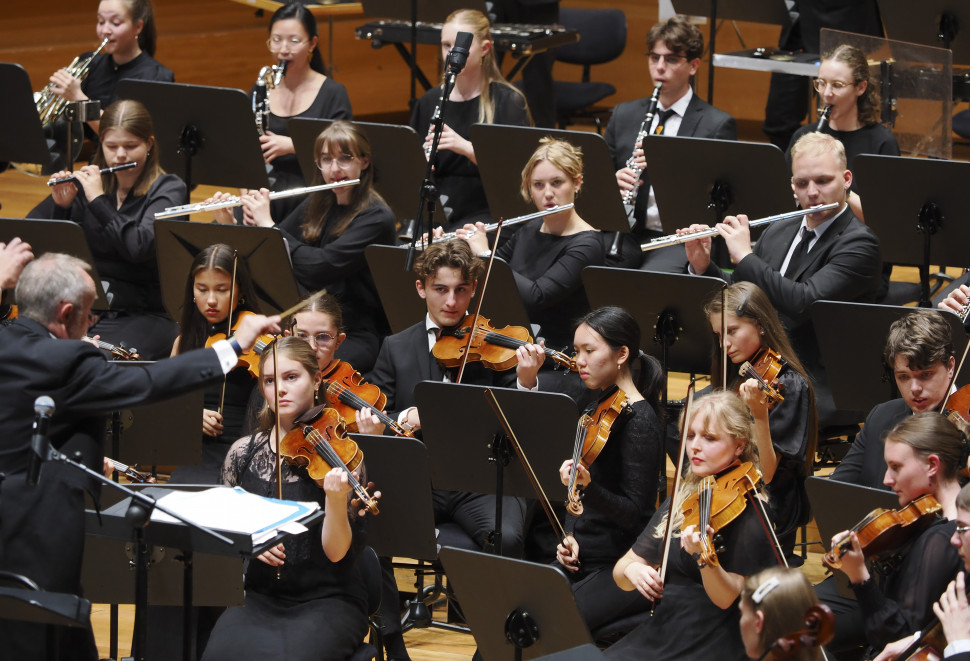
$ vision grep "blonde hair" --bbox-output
[519,138,583,204]
[255,337,321,431]
[741,567,823,661]
[789,132,847,171]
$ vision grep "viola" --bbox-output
[680,461,762,567]
[320,360,413,437]
[432,314,576,372]
[565,385,631,515]
[204,310,275,378]
[279,405,380,515]
[84,336,140,361]
[738,346,786,408]
[765,604,835,661]
[822,494,941,570]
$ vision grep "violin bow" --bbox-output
[456,219,505,384]
[721,286,727,388]
[483,388,571,549]
[272,339,283,580]
[939,328,969,412]
[218,251,239,414]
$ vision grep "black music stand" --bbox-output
[853,154,970,307]
[879,0,970,65]
[415,382,578,553]
[288,118,447,227]
[0,218,109,309]
[671,0,792,103]
[0,576,91,661]
[365,245,531,334]
[438,547,593,661]
[153,220,300,320]
[116,80,269,198]
[470,125,630,255]
[0,63,60,172]
[811,302,968,414]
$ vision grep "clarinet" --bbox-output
[424,100,442,159]
[816,105,832,132]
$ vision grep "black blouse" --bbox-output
[81,51,175,109]
[494,219,605,348]
[28,173,186,313]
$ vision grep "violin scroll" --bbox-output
[766,604,835,661]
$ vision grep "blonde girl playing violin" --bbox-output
[606,390,778,661]
[201,337,371,661]
[704,281,817,560]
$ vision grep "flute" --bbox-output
[420,203,574,246]
[154,179,360,219]
[47,162,138,186]
[640,203,840,252]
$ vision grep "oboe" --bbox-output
[154,179,360,219]
[816,105,832,132]
[424,101,442,159]
[47,162,138,186]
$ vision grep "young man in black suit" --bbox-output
[604,14,737,270]
[683,131,882,426]
[0,253,280,661]
[830,308,957,489]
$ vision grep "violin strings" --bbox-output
[306,428,371,504]
[329,383,397,427]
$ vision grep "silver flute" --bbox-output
[47,161,138,186]
[420,203,575,247]
[154,179,360,219]
[640,203,839,252]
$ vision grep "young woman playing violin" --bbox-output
[216,120,395,372]
[201,337,371,661]
[606,390,778,661]
[704,281,817,559]
[739,567,826,661]
[170,243,262,483]
[545,306,665,632]
[822,412,965,655]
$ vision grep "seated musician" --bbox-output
[831,308,956,489]
[201,337,372,661]
[604,14,736,270]
[739,567,825,661]
[875,483,970,661]
[549,306,665,632]
[606,391,778,660]
[682,131,882,427]
[820,412,964,655]
[30,98,185,359]
[214,121,395,373]
[704,282,817,562]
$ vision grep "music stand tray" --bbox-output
[154,220,300,320]
[439,547,592,661]
[0,218,110,309]
[116,79,269,191]
[811,301,968,414]
[0,587,91,628]
[470,125,629,233]
[288,117,447,227]
[366,245,531,334]
[671,0,791,26]
[0,63,57,167]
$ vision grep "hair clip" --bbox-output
[752,576,781,604]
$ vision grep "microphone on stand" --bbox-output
[446,31,473,73]
[27,395,55,487]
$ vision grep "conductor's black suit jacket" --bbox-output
[0,317,225,660]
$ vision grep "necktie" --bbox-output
[654,108,676,135]
[785,227,816,277]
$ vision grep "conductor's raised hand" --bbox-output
[715,214,753,264]
[233,313,281,351]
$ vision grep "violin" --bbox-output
[739,346,786,408]
[105,457,152,483]
[765,604,835,660]
[943,383,970,428]
[432,314,576,372]
[681,461,762,567]
[320,360,413,437]
[279,405,380,515]
[85,336,140,361]
[822,494,941,570]
[204,310,275,378]
[565,385,631,515]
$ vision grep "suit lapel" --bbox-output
[788,208,852,280]
[678,95,702,136]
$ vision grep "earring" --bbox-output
[617,363,622,371]
[760,329,765,335]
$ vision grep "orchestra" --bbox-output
[6,3,970,661]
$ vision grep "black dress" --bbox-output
[604,492,779,660]
[785,122,900,171]
[564,399,662,631]
[81,51,175,109]
[494,219,605,349]
[410,82,531,228]
[202,432,368,661]
[28,174,186,359]
[277,196,397,372]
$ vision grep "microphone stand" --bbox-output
[404,33,472,272]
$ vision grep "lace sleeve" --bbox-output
[220,435,256,487]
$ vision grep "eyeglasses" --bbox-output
[814,78,855,92]
[317,155,357,170]
[647,52,687,65]
[295,331,336,347]
[267,35,308,50]
[956,524,970,535]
